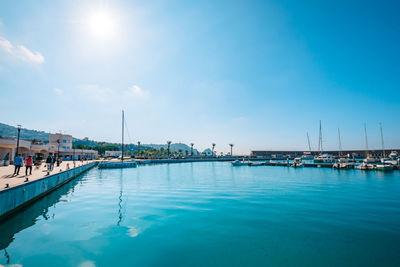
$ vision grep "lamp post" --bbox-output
[57,139,60,158]
[15,125,21,157]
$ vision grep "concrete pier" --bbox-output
[0,161,97,220]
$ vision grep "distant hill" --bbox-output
[146,143,199,154]
[0,123,50,141]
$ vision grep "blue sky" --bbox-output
[0,0,399,154]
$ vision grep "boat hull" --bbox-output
[98,161,138,169]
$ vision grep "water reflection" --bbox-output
[117,169,124,226]
[0,177,82,251]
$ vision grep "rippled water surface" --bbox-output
[1,162,400,266]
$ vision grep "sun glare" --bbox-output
[88,11,116,38]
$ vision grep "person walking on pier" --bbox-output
[46,155,53,175]
[13,154,23,176]
[25,155,33,176]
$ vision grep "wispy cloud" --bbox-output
[124,85,150,98]
[0,36,44,64]
[54,88,63,96]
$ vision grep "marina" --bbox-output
[1,162,400,266]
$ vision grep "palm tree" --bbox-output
[167,141,171,158]
[229,144,234,156]
[137,141,141,155]
[212,143,216,156]
[190,143,194,156]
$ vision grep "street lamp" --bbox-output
[15,125,21,157]
[57,139,60,158]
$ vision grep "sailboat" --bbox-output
[301,133,314,160]
[357,124,376,170]
[376,123,395,171]
[333,128,353,169]
[98,110,138,169]
[314,121,334,163]
[362,123,378,164]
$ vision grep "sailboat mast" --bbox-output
[338,128,342,157]
[364,123,369,158]
[380,122,385,158]
[122,110,124,162]
[318,120,323,153]
[307,132,312,152]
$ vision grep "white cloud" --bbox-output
[54,88,63,96]
[124,85,150,98]
[0,36,44,64]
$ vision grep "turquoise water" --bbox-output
[1,162,400,266]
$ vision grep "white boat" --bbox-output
[314,152,334,163]
[357,163,375,170]
[232,159,250,166]
[363,157,379,163]
[291,157,304,167]
[301,152,314,161]
[389,151,399,159]
[333,158,353,169]
[250,162,264,166]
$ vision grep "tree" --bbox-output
[190,143,194,156]
[167,141,171,157]
[229,144,234,156]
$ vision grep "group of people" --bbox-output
[13,154,33,176]
[45,155,62,175]
[13,154,62,176]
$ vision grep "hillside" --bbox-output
[0,123,50,141]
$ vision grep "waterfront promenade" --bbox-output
[0,160,93,190]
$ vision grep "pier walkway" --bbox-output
[0,160,93,190]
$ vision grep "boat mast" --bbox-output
[364,123,369,158]
[318,120,323,153]
[122,110,124,162]
[338,128,342,157]
[307,132,312,152]
[380,122,385,158]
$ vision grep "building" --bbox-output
[49,133,73,151]
[0,133,98,166]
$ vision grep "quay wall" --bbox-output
[0,162,98,221]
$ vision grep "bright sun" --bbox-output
[88,11,116,38]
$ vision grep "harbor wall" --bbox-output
[0,162,98,221]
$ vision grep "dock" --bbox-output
[0,161,98,220]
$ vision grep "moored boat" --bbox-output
[314,152,334,163]
[376,164,394,171]
[291,157,304,167]
[232,159,251,166]
[98,161,138,169]
[357,162,375,170]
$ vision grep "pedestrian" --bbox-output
[13,154,23,175]
[25,155,33,176]
[46,155,53,175]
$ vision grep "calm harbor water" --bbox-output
[1,162,400,266]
